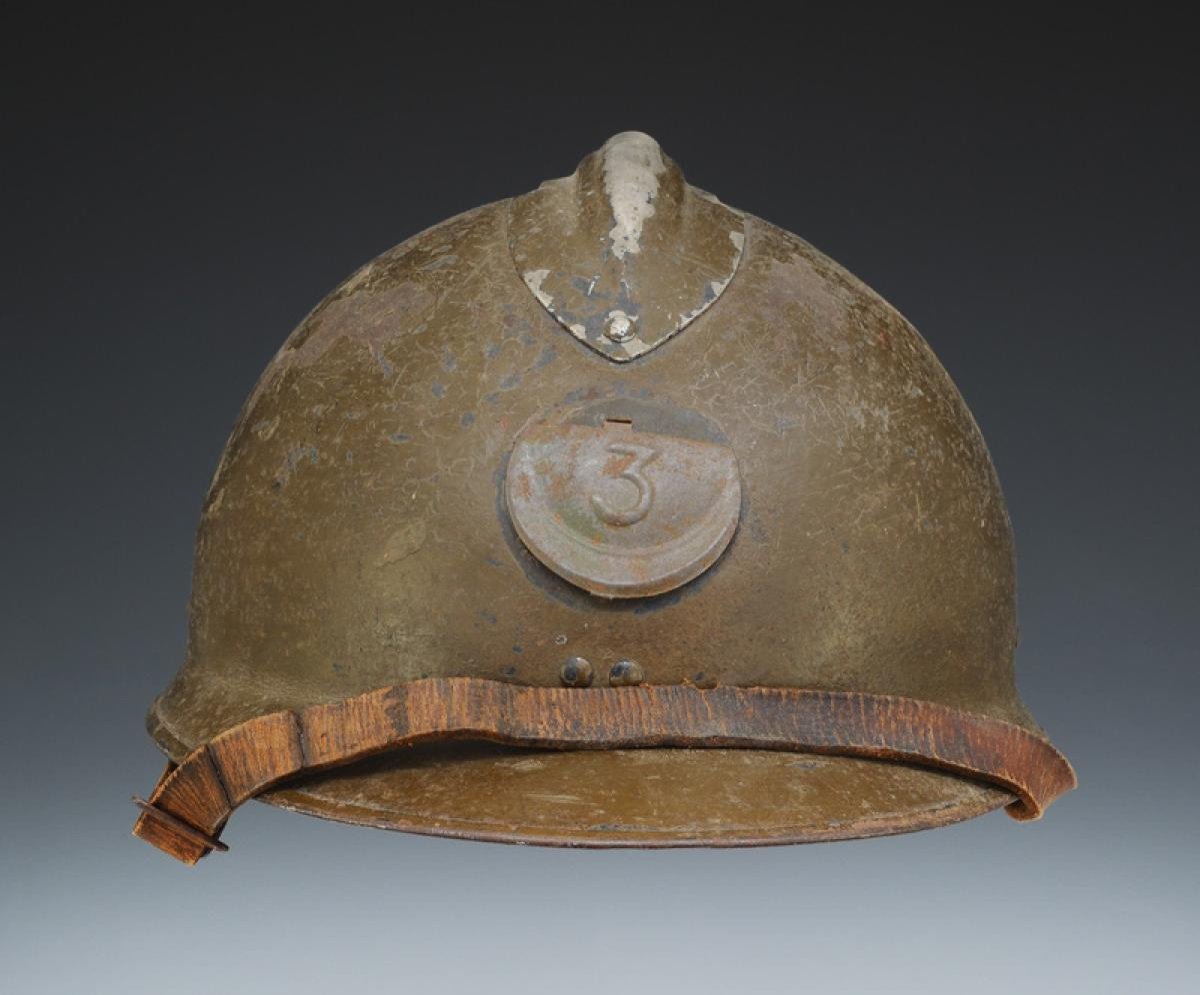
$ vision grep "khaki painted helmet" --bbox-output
[133,132,1074,864]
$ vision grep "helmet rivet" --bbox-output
[559,656,594,688]
[608,659,644,686]
[602,310,635,343]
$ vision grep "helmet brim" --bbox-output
[149,692,1010,846]
[263,745,1012,847]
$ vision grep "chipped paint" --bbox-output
[376,519,428,566]
[601,131,666,259]
[677,269,737,328]
[272,444,319,489]
[253,415,280,441]
[509,132,745,362]
[523,267,554,309]
[507,757,547,771]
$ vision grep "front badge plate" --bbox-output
[505,408,741,598]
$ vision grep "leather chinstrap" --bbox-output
[132,679,1076,863]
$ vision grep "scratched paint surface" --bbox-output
[509,132,745,361]
[149,136,1030,844]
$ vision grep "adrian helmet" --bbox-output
[133,132,1074,864]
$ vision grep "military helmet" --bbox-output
[133,132,1074,863]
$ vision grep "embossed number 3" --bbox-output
[592,444,658,527]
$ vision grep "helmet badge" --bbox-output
[505,399,741,598]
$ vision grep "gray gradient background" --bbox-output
[3,10,1196,994]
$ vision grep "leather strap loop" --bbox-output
[132,679,1076,864]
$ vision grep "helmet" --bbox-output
[132,132,1074,864]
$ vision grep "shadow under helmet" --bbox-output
[133,132,1074,863]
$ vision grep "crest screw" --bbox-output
[603,310,635,343]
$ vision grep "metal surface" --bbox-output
[608,660,644,686]
[505,404,742,598]
[509,131,744,361]
[265,750,1016,848]
[559,656,594,687]
[145,131,1065,846]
